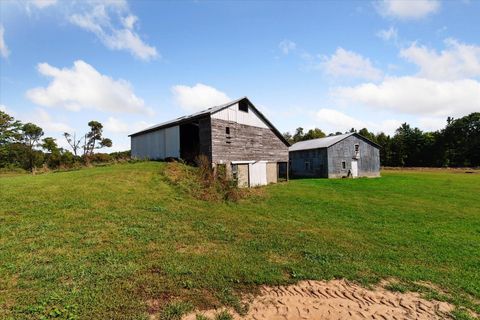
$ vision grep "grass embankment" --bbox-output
[0,162,479,319]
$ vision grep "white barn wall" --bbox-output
[211,103,269,129]
[131,126,180,160]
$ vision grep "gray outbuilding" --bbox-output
[129,97,290,187]
[289,133,380,178]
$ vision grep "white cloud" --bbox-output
[320,48,383,81]
[316,108,402,135]
[171,83,231,112]
[418,116,447,131]
[26,60,152,114]
[69,1,158,61]
[334,76,480,117]
[376,0,440,20]
[28,108,72,132]
[0,25,10,58]
[0,104,7,112]
[400,39,480,80]
[30,0,57,9]
[316,109,365,130]
[279,39,297,54]
[376,26,398,42]
[104,116,152,134]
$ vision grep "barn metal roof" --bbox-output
[128,97,290,146]
[129,97,247,137]
[289,133,380,151]
[289,133,354,151]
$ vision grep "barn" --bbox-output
[289,133,380,178]
[129,97,290,187]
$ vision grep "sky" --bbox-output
[1,0,479,152]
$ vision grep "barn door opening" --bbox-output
[351,159,358,178]
[179,122,199,164]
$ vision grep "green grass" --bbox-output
[1,162,479,319]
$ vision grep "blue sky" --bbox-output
[1,0,479,151]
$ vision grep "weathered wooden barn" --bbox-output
[129,97,289,187]
[289,133,380,178]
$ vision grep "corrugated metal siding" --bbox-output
[211,103,269,129]
[131,125,180,160]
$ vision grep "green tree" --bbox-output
[42,137,61,168]
[292,127,304,143]
[0,111,23,167]
[84,121,112,157]
[282,132,293,145]
[22,123,44,171]
[303,128,326,141]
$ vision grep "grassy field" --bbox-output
[1,162,479,319]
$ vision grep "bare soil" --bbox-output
[184,279,454,320]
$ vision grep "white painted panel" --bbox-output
[212,103,269,129]
[351,160,358,178]
[165,126,180,158]
[249,161,267,187]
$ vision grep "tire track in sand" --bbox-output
[183,279,455,320]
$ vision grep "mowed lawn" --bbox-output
[1,162,479,319]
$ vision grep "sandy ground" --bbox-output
[183,279,454,320]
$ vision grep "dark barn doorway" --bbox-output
[179,121,200,164]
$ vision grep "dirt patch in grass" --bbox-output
[183,279,455,320]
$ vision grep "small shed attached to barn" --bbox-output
[289,133,380,178]
[129,97,290,187]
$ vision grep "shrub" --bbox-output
[163,157,252,203]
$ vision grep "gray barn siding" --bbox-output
[210,118,288,163]
[327,135,380,178]
[290,148,328,177]
[198,117,213,161]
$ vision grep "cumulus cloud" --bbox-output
[376,26,398,42]
[104,116,152,134]
[376,0,440,20]
[171,83,231,112]
[69,1,158,61]
[320,48,383,81]
[316,109,365,130]
[417,116,448,132]
[400,39,480,80]
[0,25,10,58]
[0,104,7,112]
[29,108,72,132]
[333,76,480,117]
[315,108,402,135]
[279,39,297,54]
[30,0,57,9]
[26,60,152,114]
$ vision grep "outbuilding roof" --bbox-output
[289,132,380,151]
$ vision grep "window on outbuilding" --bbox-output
[354,144,360,158]
[238,100,249,113]
[226,126,230,135]
[341,161,346,170]
[305,160,311,171]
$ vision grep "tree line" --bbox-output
[0,110,127,172]
[283,112,480,167]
